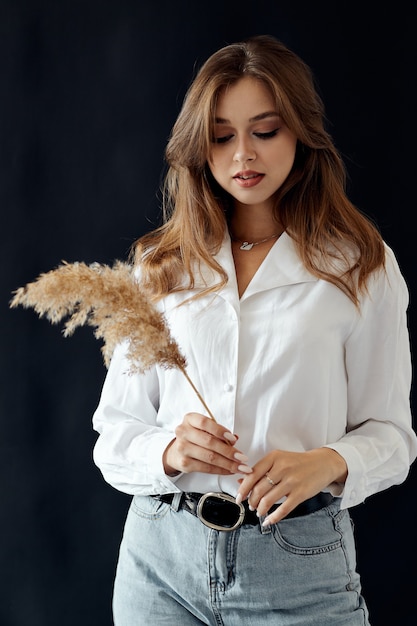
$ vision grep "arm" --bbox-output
[325,245,417,507]
[92,341,249,495]
[237,246,417,522]
[92,341,179,495]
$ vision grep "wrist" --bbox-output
[321,447,348,484]
[163,439,181,477]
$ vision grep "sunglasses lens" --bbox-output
[201,496,240,528]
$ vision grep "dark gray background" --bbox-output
[1,2,416,625]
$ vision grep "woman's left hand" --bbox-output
[236,447,347,526]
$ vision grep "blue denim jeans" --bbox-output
[113,494,370,625]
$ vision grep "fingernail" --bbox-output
[234,452,248,462]
[262,516,271,527]
[238,464,253,474]
[248,503,255,511]
[224,432,237,444]
[235,493,242,505]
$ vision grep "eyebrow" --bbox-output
[215,111,280,124]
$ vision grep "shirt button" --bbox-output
[223,383,234,392]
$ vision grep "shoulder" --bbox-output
[362,242,409,309]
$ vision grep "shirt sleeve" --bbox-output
[92,341,182,496]
[325,245,417,508]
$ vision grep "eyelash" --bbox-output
[255,129,280,140]
[213,128,280,144]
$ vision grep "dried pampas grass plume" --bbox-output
[10,260,217,422]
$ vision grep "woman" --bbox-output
[92,35,417,624]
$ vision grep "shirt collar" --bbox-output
[211,231,317,303]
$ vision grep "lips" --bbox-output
[233,170,264,188]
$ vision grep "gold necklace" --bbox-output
[231,233,280,251]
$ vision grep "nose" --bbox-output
[233,136,256,163]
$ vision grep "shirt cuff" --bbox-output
[323,443,368,508]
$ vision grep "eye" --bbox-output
[254,128,280,140]
[213,134,234,144]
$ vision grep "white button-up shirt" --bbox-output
[92,232,417,509]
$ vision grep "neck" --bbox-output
[231,230,282,242]
[229,207,283,243]
[229,222,284,243]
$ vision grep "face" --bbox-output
[208,76,297,212]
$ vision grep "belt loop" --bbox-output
[259,515,272,535]
[170,492,182,512]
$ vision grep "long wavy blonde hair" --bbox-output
[132,35,385,306]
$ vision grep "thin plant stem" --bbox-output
[177,365,233,446]
[177,364,217,422]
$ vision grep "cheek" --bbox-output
[208,156,224,181]
[286,137,298,163]
[274,141,297,171]
[285,145,297,167]
[209,145,231,166]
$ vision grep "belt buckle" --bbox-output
[196,492,245,532]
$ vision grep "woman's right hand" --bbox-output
[163,412,252,477]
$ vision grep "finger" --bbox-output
[183,413,240,449]
[261,497,300,526]
[236,465,274,504]
[197,446,251,473]
[179,417,250,470]
[223,431,239,444]
[174,438,251,475]
[185,412,230,438]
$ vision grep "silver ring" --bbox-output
[265,472,276,487]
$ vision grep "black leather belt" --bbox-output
[154,491,334,531]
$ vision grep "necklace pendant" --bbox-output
[240,241,254,251]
